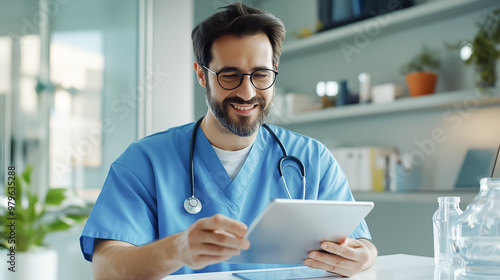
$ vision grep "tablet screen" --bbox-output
[228,199,374,264]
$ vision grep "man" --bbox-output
[80,3,377,279]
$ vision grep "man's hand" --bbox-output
[304,238,377,277]
[174,214,250,270]
[92,214,250,280]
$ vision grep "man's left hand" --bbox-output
[304,238,377,277]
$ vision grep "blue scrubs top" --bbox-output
[80,122,371,275]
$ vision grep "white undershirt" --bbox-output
[212,141,254,180]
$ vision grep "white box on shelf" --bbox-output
[332,148,367,191]
[331,147,394,192]
[371,83,403,104]
[285,93,320,114]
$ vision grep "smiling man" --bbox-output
[196,32,275,149]
[80,3,377,280]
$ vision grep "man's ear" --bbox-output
[194,61,206,88]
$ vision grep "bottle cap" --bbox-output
[438,196,460,203]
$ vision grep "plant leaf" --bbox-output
[45,188,67,206]
[66,213,89,223]
[0,222,9,250]
[27,192,40,221]
[22,165,33,185]
[45,217,73,232]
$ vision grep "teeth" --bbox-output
[233,105,254,111]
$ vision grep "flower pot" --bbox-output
[11,249,58,280]
[405,72,438,97]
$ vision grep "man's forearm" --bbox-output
[92,233,183,280]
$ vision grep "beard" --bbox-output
[205,81,272,137]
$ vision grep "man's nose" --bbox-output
[235,74,257,101]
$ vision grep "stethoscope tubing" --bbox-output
[185,117,306,214]
[189,118,203,199]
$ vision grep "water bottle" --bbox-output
[432,196,463,268]
[452,178,500,277]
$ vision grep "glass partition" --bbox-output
[1,0,139,191]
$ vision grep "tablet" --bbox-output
[233,266,339,280]
[228,199,374,264]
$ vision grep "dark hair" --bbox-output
[192,2,286,69]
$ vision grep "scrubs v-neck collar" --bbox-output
[193,124,270,205]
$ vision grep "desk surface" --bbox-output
[164,254,438,279]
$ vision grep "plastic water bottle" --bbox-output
[432,196,463,268]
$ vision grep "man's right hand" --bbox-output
[174,214,250,270]
[92,214,250,280]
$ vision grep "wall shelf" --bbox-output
[281,0,499,59]
[353,190,477,203]
[270,89,500,126]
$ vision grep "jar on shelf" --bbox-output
[451,177,500,278]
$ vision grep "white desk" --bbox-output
[164,254,438,279]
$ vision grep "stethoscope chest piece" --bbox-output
[184,196,202,214]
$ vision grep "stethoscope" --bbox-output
[184,117,306,214]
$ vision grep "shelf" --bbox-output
[353,190,478,204]
[270,89,500,126]
[281,0,499,59]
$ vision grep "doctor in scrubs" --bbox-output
[80,3,377,279]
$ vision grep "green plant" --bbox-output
[400,45,441,75]
[465,8,500,89]
[1,165,92,252]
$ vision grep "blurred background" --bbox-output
[1,0,499,279]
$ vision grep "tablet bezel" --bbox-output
[228,199,374,264]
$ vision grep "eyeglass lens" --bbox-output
[218,69,276,90]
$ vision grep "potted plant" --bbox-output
[462,8,500,90]
[400,45,441,97]
[1,165,92,280]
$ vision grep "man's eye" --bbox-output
[220,72,240,79]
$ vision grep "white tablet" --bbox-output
[228,199,374,264]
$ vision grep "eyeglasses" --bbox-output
[203,65,278,90]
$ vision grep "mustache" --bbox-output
[222,96,266,106]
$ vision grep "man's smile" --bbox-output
[231,104,259,114]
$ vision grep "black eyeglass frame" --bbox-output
[203,65,278,90]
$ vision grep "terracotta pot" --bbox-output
[405,72,438,97]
